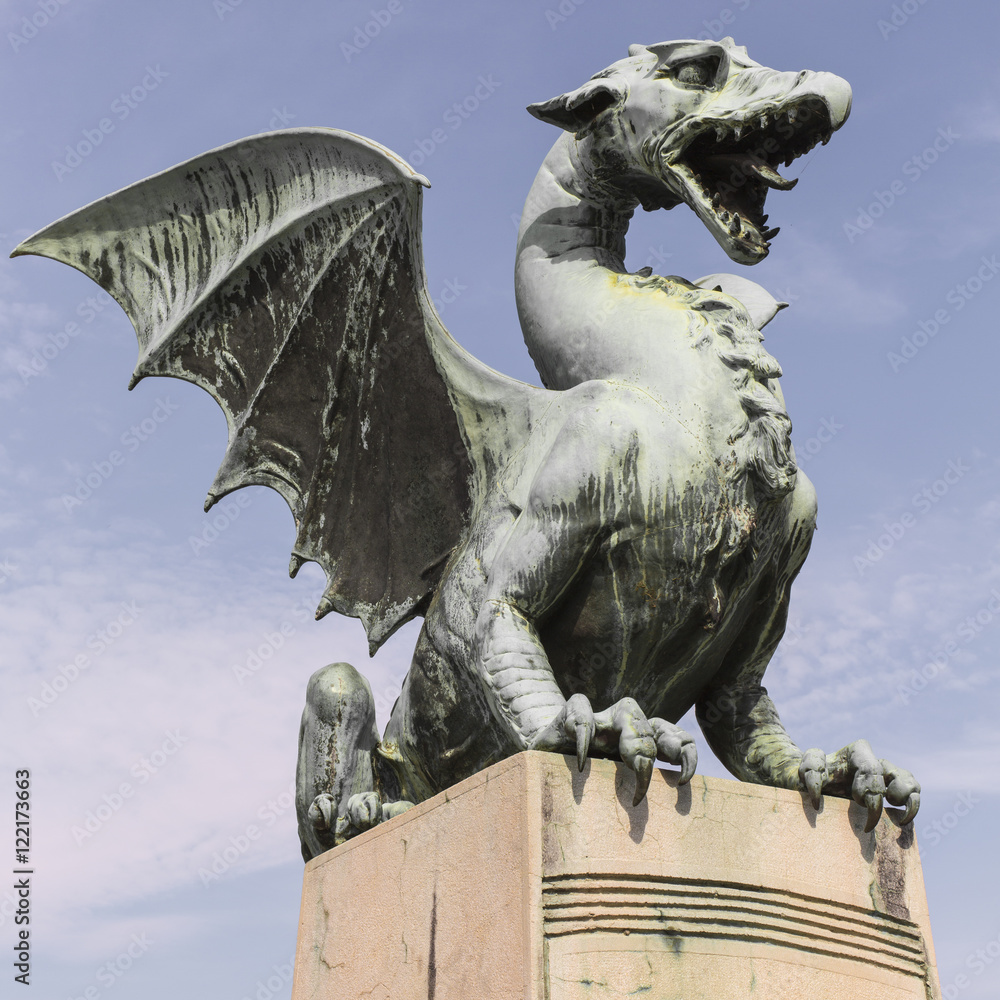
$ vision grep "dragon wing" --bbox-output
[14,128,538,651]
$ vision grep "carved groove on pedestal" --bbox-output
[543,874,928,980]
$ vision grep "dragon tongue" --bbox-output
[751,158,798,191]
[699,151,798,191]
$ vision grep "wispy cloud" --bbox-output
[2,524,414,960]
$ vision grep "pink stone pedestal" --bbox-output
[291,751,941,999]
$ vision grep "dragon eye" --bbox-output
[677,63,708,85]
[663,56,721,88]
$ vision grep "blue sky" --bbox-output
[2,0,998,996]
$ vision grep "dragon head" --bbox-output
[528,38,852,264]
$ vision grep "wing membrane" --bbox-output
[14,128,492,649]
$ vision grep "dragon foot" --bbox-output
[530,694,697,805]
[798,739,920,832]
[296,662,416,858]
[308,790,415,843]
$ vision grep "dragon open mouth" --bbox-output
[662,97,837,263]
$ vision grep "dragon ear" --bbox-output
[527,75,626,134]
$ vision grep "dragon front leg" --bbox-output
[476,594,696,804]
[697,682,920,832]
[474,407,697,803]
[695,476,919,832]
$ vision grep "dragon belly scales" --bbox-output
[14,37,920,861]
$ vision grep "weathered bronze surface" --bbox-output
[14,38,919,862]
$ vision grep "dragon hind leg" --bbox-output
[295,662,413,861]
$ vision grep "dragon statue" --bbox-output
[14,37,920,861]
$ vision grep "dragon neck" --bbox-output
[514,134,797,501]
[515,132,649,389]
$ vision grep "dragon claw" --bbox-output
[575,721,591,771]
[863,794,884,832]
[564,693,596,771]
[648,716,698,785]
[802,769,823,809]
[678,742,697,785]
[346,791,382,831]
[881,759,921,826]
[536,696,697,798]
[801,741,919,831]
[308,793,336,831]
[632,755,654,806]
[799,748,827,809]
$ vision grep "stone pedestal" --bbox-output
[291,751,941,999]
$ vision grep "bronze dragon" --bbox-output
[14,37,920,861]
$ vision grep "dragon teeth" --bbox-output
[821,131,832,145]
[728,215,741,235]
[787,109,797,123]
[759,113,768,128]
[734,124,743,141]
[716,126,726,142]
[712,192,722,208]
